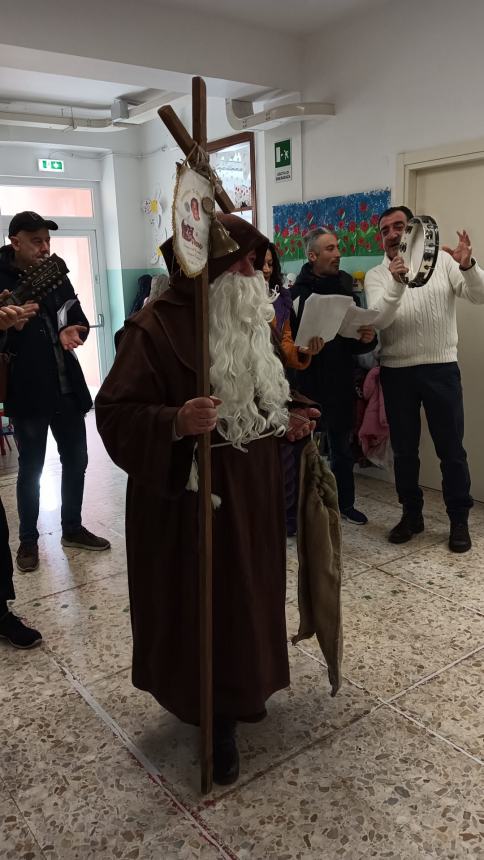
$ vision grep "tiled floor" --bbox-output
[1,414,483,859]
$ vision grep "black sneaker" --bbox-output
[388,513,424,544]
[61,527,111,551]
[449,522,472,553]
[0,612,42,649]
[341,507,368,525]
[213,718,239,786]
[16,541,39,572]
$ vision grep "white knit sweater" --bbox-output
[364,251,484,368]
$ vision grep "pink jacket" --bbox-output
[358,367,390,462]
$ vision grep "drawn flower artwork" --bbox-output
[273,189,390,262]
[142,186,164,264]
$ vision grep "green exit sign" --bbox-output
[38,159,64,173]
[274,139,292,183]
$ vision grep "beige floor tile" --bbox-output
[200,707,484,859]
[14,573,133,685]
[395,649,484,759]
[0,645,70,717]
[286,568,484,699]
[12,527,126,604]
[339,496,447,566]
[134,821,225,859]
[380,536,484,615]
[88,647,377,801]
[12,744,182,860]
[0,793,43,859]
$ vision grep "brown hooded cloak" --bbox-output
[95,215,290,724]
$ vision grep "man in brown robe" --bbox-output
[95,215,318,784]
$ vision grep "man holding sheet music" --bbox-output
[292,228,377,525]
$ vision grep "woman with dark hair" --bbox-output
[263,243,324,536]
[262,243,324,369]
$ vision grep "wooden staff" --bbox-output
[158,77,234,794]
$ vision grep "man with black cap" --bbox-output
[0,211,110,573]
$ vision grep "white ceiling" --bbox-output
[152,0,386,35]
[0,0,386,126]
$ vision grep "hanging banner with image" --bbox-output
[172,164,213,277]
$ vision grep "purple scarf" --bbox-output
[273,286,293,335]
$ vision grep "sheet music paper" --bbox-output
[294,294,353,346]
[338,305,380,338]
[295,294,379,345]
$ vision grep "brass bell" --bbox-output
[209,216,239,258]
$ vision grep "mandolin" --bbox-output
[0,253,69,307]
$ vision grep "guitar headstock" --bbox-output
[4,254,69,307]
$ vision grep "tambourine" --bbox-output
[398,215,439,288]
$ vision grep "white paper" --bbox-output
[294,294,353,346]
[295,294,379,346]
[338,305,380,339]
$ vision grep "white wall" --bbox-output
[301,0,484,199]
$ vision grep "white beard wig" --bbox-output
[209,269,290,449]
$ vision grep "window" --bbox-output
[0,185,93,218]
[208,133,256,226]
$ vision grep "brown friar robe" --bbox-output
[95,216,289,724]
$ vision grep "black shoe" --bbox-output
[213,718,239,786]
[388,513,424,544]
[341,507,368,525]
[0,611,42,649]
[449,522,472,553]
[16,541,39,572]
[61,527,111,551]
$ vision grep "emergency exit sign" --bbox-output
[274,139,291,183]
[38,159,64,173]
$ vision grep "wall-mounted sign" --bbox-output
[274,139,291,183]
[38,159,64,173]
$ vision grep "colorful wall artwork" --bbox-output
[273,188,391,263]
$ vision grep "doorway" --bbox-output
[398,145,484,501]
[49,231,105,398]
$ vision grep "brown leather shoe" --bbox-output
[16,542,39,572]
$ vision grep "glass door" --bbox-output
[49,231,106,398]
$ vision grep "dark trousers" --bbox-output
[14,395,88,543]
[380,362,472,522]
[0,496,15,613]
[326,427,355,512]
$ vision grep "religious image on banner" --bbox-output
[172,164,213,277]
[273,188,391,263]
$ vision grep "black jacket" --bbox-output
[291,263,377,431]
[0,245,93,417]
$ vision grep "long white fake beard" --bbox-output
[209,269,290,449]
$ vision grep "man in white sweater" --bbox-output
[365,206,484,553]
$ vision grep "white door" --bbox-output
[414,159,484,501]
[49,230,107,398]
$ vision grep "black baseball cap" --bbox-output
[8,211,58,237]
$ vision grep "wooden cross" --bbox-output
[158,77,234,794]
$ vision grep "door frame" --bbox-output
[396,135,484,209]
[51,227,110,385]
[0,177,114,371]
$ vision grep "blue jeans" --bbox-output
[380,362,472,521]
[14,395,88,543]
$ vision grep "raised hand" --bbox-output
[59,325,88,350]
[442,230,472,268]
[175,396,222,437]
[388,255,409,283]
